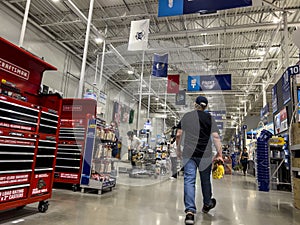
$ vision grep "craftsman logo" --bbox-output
[0,58,30,80]
[63,105,82,112]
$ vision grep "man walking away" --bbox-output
[176,96,223,225]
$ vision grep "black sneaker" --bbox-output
[185,212,194,224]
[202,198,216,213]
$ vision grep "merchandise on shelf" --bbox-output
[80,119,116,194]
[256,129,273,192]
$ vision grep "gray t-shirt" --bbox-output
[177,110,219,158]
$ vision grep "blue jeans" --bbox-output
[183,157,212,213]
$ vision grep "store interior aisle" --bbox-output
[1,175,300,225]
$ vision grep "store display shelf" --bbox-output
[0,184,30,191]
[0,169,32,174]
[290,144,300,151]
[270,157,285,160]
[292,167,300,172]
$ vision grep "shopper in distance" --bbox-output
[176,96,223,225]
[239,147,249,176]
[127,131,142,167]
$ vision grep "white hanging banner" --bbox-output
[128,19,150,51]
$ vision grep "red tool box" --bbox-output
[54,98,97,191]
[0,37,62,212]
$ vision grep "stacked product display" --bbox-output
[80,118,116,194]
[0,37,62,212]
[291,123,300,209]
[256,130,273,192]
[269,136,290,190]
[54,99,97,191]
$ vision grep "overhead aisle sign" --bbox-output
[158,0,260,17]
[187,75,231,91]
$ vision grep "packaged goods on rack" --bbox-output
[80,119,116,194]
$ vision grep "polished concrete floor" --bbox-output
[1,173,300,225]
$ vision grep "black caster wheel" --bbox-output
[38,201,49,213]
[72,185,78,192]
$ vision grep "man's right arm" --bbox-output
[212,132,223,162]
[176,129,183,159]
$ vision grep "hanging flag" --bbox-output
[167,74,180,93]
[128,19,150,51]
[152,53,168,77]
[176,90,186,105]
[187,76,200,91]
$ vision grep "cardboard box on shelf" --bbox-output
[295,200,300,209]
[294,198,300,210]
[292,123,300,145]
[293,178,300,199]
[292,158,300,168]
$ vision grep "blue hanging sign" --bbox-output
[158,0,253,17]
[187,76,201,91]
[200,74,231,91]
[272,85,278,113]
[281,71,291,105]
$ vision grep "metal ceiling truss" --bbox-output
[2,0,300,141]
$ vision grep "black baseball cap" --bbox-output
[195,96,208,107]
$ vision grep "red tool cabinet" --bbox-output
[0,37,62,212]
[54,98,97,191]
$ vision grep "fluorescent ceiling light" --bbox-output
[95,37,104,44]
[249,58,263,62]
[188,44,223,48]
[273,17,281,24]
[127,70,134,75]
[257,49,266,56]
[52,0,59,2]
[155,97,159,101]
